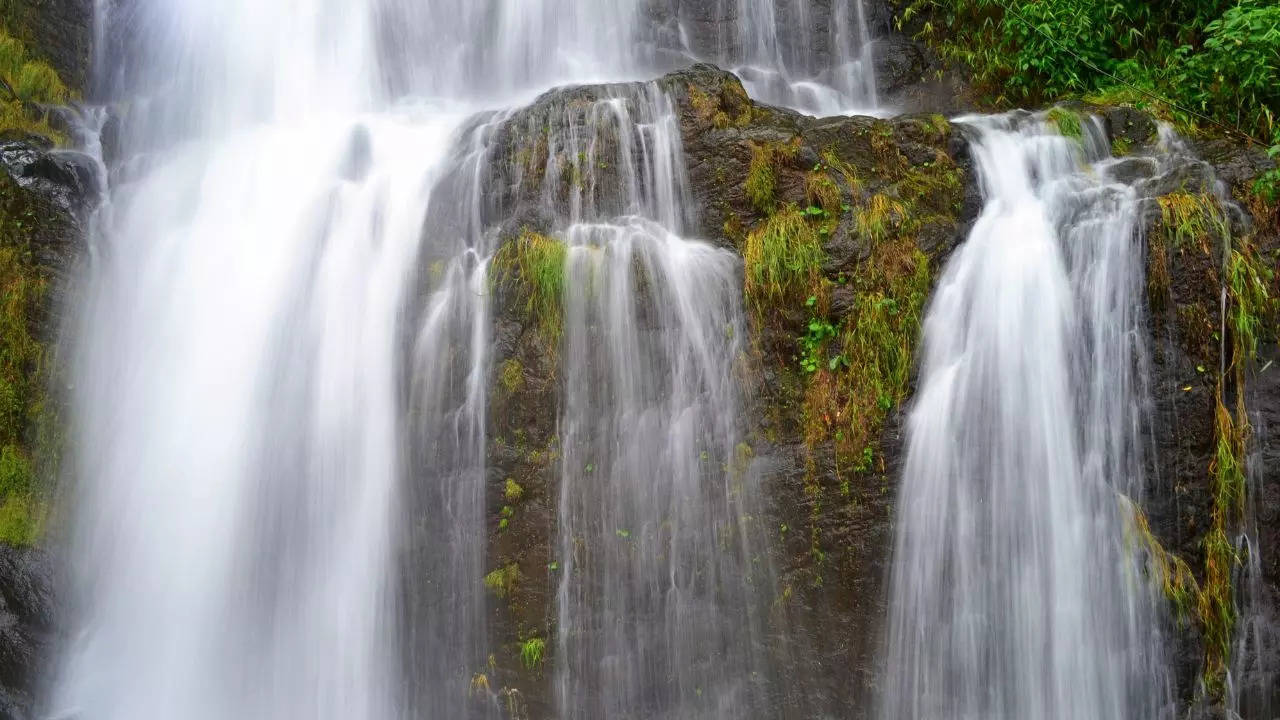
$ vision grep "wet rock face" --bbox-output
[0,547,53,720]
[0,136,92,720]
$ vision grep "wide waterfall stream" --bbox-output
[882,114,1173,719]
[32,0,1258,719]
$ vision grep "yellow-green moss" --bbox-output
[498,358,523,396]
[854,194,906,244]
[1127,502,1199,627]
[503,478,524,504]
[492,230,568,346]
[0,232,49,546]
[1195,230,1275,698]
[483,563,520,599]
[805,171,841,214]
[1147,229,1170,312]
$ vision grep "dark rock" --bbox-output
[871,36,926,95]
[0,546,54,720]
[1104,106,1158,146]
[0,139,100,217]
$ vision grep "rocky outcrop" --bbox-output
[468,61,1280,718]
[0,134,94,720]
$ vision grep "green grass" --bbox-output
[492,230,568,346]
[1156,192,1228,253]
[0,27,69,142]
[519,637,545,671]
[741,206,825,311]
[745,142,777,214]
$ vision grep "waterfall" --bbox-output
[880,113,1173,720]
[51,1,820,718]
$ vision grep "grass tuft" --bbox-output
[482,563,520,599]
[741,206,824,311]
[519,637,545,672]
[492,230,568,346]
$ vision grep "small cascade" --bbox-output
[880,113,1173,720]
[548,88,771,718]
[728,0,878,114]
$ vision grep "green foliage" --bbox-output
[798,297,837,374]
[519,637,545,671]
[801,238,931,470]
[741,206,825,311]
[492,230,568,345]
[901,0,1278,143]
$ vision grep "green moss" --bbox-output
[741,206,825,311]
[483,563,520,599]
[498,358,523,396]
[1111,136,1133,157]
[1046,107,1084,141]
[492,230,568,346]
[0,205,50,546]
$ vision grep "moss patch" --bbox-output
[1045,107,1083,142]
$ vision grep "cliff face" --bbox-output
[462,62,1280,718]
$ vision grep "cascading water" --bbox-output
[526,86,772,719]
[53,0,833,718]
[880,113,1173,720]
[723,0,878,114]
